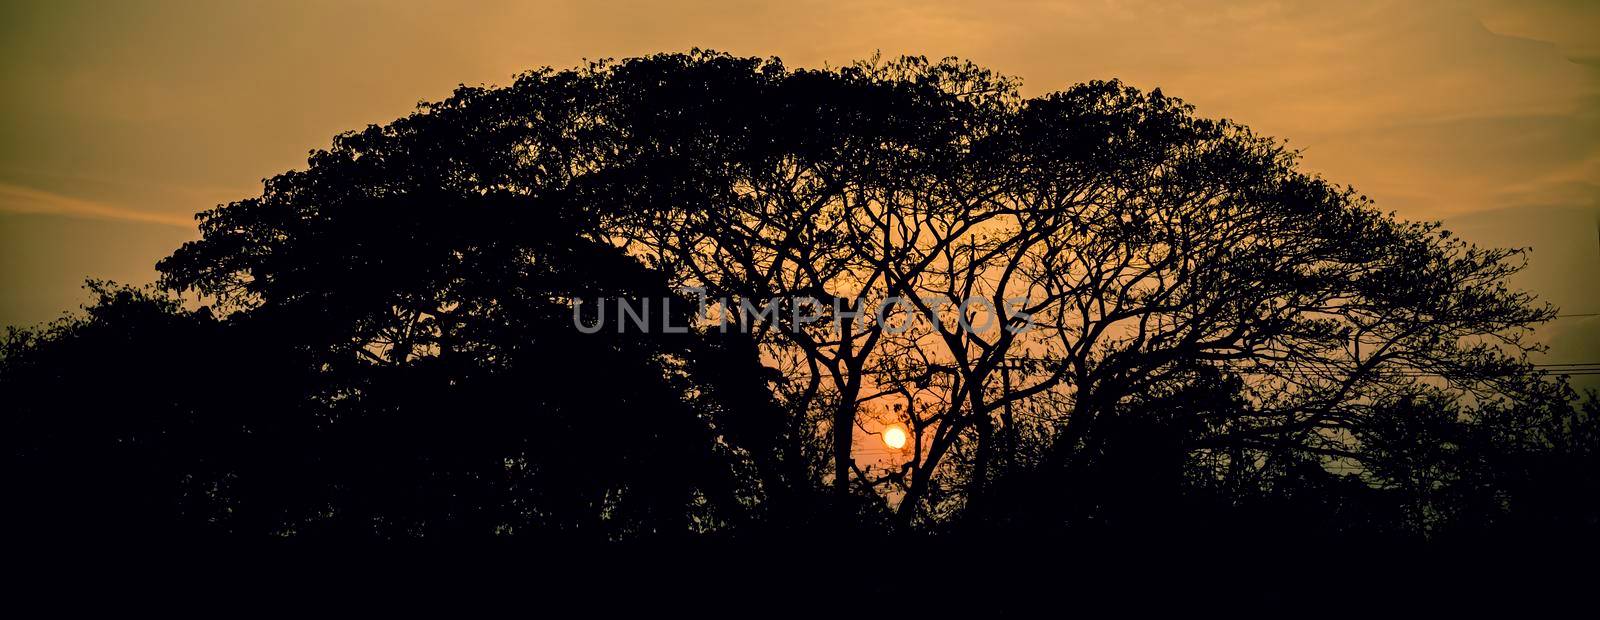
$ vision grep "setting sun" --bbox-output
[3,2,1596,602]
[882,424,908,451]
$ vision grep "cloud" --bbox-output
[0,182,195,228]
[1471,0,1600,62]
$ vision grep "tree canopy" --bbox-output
[4,51,1594,542]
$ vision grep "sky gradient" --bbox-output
[2,0,1596,373]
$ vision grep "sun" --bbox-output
[882,424,909,450]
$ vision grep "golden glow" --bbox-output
[882,424,908,451]
[0,0,1595,382]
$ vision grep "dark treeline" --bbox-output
[4,51,1597,548]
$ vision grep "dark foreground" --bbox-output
[10,532,1594,614]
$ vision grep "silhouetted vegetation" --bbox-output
[4,51,1596,549]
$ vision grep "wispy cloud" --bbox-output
[0,182,194,228]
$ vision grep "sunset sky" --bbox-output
[2,0,1596,371]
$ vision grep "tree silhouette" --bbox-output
[6,201,776,538]
[3,51,1594,545]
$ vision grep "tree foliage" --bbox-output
[4,51,1593,541]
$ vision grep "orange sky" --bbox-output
[2,0,1596,375]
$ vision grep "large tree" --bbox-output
[9,50,1573,538]
[531,53,1556,527]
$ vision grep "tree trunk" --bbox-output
[831,387,858,524]
[968,392,994,523]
